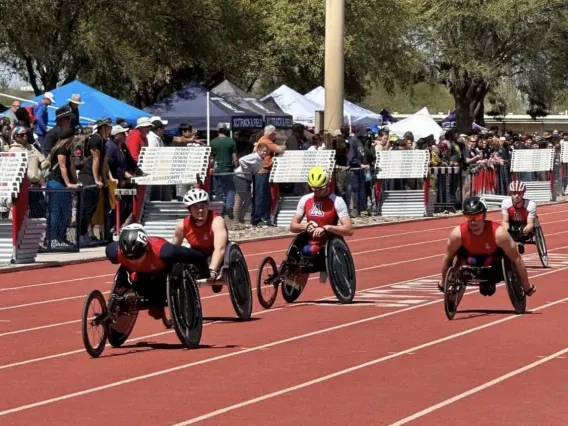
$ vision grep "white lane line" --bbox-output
[2,238,568,337]
[2,208,566,293]
[1,265,566,418]
[388,348,568,425]
[171,292,568,425]
[0,274,440,370]
[0,292,110,311]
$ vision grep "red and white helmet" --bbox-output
[509,180,526,192]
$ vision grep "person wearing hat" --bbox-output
[33,91,55,151]
[67,94,84,129]
[42,106,74,157]
[126,116,153,162]
[78,117,112,244]
[148,116,167,148]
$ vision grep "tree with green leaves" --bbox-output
[411,0,568,132]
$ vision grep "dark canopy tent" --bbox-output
[144,81,263,131]
[212,80,294,128]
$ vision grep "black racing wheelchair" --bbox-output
[81,242,252,358]
[81,263,202,358]
[443,253,527,320]
[256,232,356,308]
[507,221,548,268]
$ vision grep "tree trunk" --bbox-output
[451,75,489,134]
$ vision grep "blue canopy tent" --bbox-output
[212,80,294,128]
[145,82,264,131]
[26,80,149,127]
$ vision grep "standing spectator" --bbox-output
[46,127,77,245]
[254,125,286,226]
[33,92,55,151]
[233,143,269,224]
[4,100,20,126]
[66,94,84,130]
[42,107,73,157]
[78,118,111,244]
[147,116,167,148]
[126,117,152,162]
[9,126,49,217]
[285,124,306,150]
[344,124,368,217]
[210,123,238,218]
[106,124,142,229]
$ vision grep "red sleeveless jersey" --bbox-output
[183,211,220,256]
[116,236,168,273]
[459,220,500,256]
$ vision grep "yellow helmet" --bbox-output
[307,166,330,189]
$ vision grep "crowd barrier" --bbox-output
[0,146,564,264]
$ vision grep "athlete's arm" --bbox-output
[290,195,312,234]
[524,201,537,234]
[172,220,185,246]
[495,226,532,292]
[501,200,510,230]
[440,226,462,286]
[105,241,120,264]
[209,216,228,274]
[322,197,354,237]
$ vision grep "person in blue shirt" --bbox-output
[33,92,55,151]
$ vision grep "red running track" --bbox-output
[0,205,568,425]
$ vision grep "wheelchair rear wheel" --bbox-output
[535,226,548,268]
[227,244,253,320]
[257,256,279,309]
[443,267,460,320]
[502,257,526,314]
[326,237,356,303]
[82,290,109,358]
[167,264,203,349]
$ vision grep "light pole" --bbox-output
[324,0,345,132]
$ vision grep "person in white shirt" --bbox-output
[232,143,269,224]
[147,117,167,148]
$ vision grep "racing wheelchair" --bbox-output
[507,221,548,268]
[81,262,202,358]
[443,252,527,320]
[256,232,356,308]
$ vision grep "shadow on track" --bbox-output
[453,309,541,320]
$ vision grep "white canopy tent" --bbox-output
[261,85,322,126]
[304,86,381,124]
[386,107,444,140]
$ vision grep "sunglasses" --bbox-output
[310,185,328,192]
[464,213,484,222]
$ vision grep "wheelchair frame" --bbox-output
[443,256,526,320]
[508,219,548,268]
[81,262,203,358]
[256,232,356,309]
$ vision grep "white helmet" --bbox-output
[183,188,209,207]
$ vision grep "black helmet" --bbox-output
[118,224,149,260]
[462,196,487,215]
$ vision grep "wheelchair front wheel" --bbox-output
[257,256,279,309]
[535,226,548,268]
[82,290,109,358]
[167,264,203,349]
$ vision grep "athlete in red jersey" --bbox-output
[439,196,535,297]
[290,166,354,256]
[173,188,229,293]
[501,180,537,254]
[106,224,207,319]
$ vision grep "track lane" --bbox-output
[2,255,567,424]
